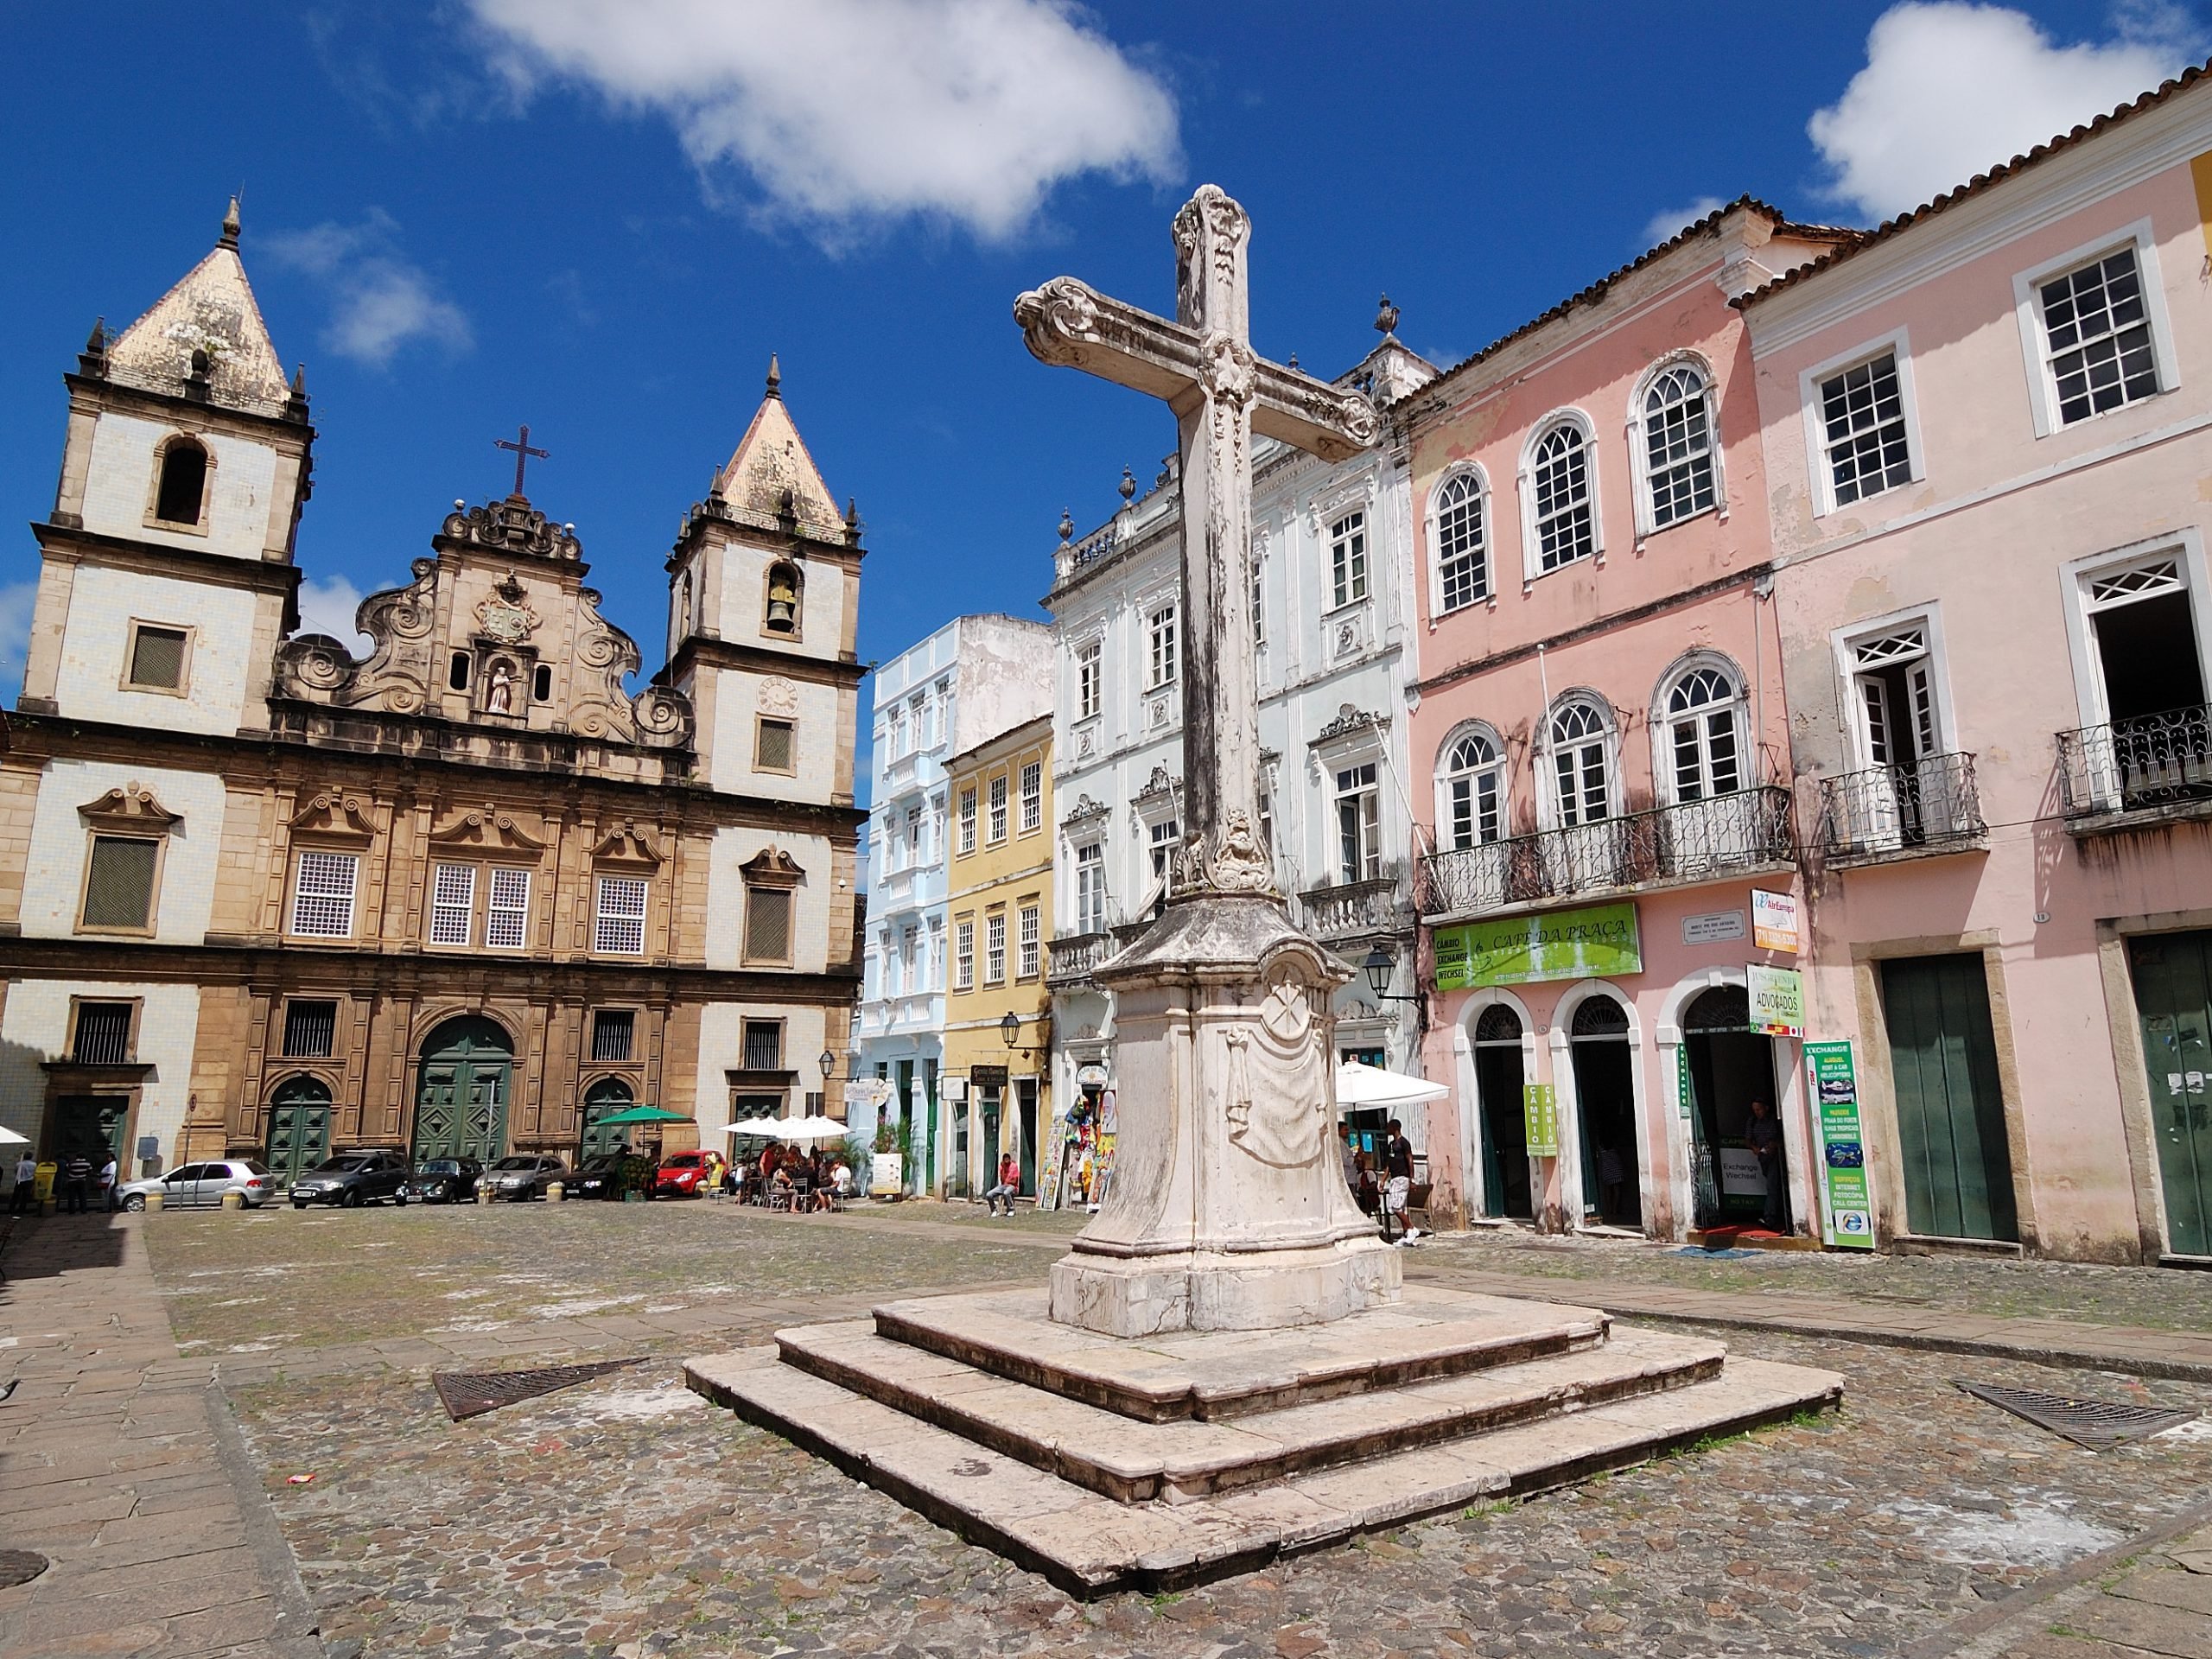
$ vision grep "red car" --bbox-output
[652,1151,715,1198]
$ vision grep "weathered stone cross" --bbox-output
[1016,186,1378,894]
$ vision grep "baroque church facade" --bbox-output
[0,204,865,1184]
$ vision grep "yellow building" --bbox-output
[940,714,1052,1199]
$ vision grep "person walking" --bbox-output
[1382,1119,1416,1243]
[10,1152,35,1216]
[984,1151,1020,1217]
[61,1153,92,1215]
[1338,1121,1359,1194]
[99,1154,118,1211]
[1746,1098,1787,1231]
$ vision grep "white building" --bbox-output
[1046,326,1439,1135]
[855,613,1052,1191]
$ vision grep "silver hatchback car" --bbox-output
[116,1159,277,1211]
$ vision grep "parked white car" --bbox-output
[116,1159,276,1211]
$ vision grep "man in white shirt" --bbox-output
[10,1154,35,1215]
[99,1155,119,1211]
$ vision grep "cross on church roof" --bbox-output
[493,423,549,499]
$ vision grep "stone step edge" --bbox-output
[869,1302,1611,1423]
[685,1347,1844,1599]
[779,1322,1725,1503]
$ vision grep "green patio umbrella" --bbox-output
[591,1104,691,1127]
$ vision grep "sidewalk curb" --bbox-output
[206,1379,328,1659]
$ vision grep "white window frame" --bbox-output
[2012,219,2178,441]
[1071,836,1108,935]
[987,774,1008,842]
[429,861,476,946]
[1328,510,1370,611]
[985,912,1007,985]
[486,867,530,950]
[1333,760,1382,885]
[955,918,976,990]
[2056,528,2212,732]
[1147,603,1179,689]
[1427,466,1491,617]
[1434,721,1509,850]
[1019,762,1042,833]
[594,874,650,956]
[1017,904,1040,979]
[1539,695,1619,831]
[1798,327,1927,518]
[289,849,359,939]
[927,915,945,991]
[1628,353,1725,539]
[1517,410,1603,583]
[1075,640,1102,721]
[1829,604,1961,769]
[1649,652,1751,806]
[957,787,977,855]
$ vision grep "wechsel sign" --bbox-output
[1434,902,1641,989]
[1747,963,1804,1037]
[1751,888,1801,953]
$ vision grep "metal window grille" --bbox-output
[742,1020,783,1071]
[1020,763,1042,833]
[1821,353,1912,505]
[1532,426,1594,571]
[1018,906,1040,978]
[127,626,187,690]
[81,836,156,930]
[73,1002,132,1065]
[988,776,1008,841]
[744,886,791,963]
[1149,607,1178,688]
[283,1000,338,1058]
[986,913,1007,983]
[2042,247,2159,425]
[1435,474,1487,612]
[586,1009,634,1062]
[429,862,475,945]
[486,867,531,950]
[955,920,975,989]
[757,718,795,771]
[594,875,648,955]
[1331,512,1369,607]
[290,851,359,938]
[1643,366,1716,527]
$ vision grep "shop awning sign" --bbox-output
[1747,964,1804,1038]
[1433,901,1641,990]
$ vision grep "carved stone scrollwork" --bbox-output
[1198,331,1256,406]
[1011,276,1102,366]
[441,497,582,561]
[629,683,694,747]
[1209,810,1274,894]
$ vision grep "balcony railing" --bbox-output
[1419,786,1796,919]
[2058,704,2212,819]
[1299,874,1408,943]
[1817,753,1986,860]
[1047,931,1113,986]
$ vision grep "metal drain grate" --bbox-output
[0,1550,48,1588]
[1956,1381,2199,1450]
[432,1357,646,1421]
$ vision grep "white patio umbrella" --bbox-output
[727,1115,851,1144]
[1334,1061,1449,1110]
[0,1125,28,1146]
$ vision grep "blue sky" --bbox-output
[2,2,2200,728]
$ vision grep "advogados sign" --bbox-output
[1433,901,1642,990]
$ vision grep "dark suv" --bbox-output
[289,1149,411,1209]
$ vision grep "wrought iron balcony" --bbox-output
[1419,786,1796,920]
[2058,704,2212,820]
[1817,753,1986,861]
[1298,874,1409,943]
[1046,931,1114,986]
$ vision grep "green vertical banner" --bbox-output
[1675,1042,1693,1121]
[1522,1084,1559,1157]
[1805,1041,1874,1249]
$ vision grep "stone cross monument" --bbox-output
[1015,186,1401,1337]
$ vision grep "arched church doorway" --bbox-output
[1682,984,1788,1233]
[412,1015,512,1165]
[1471,1005,1532,1220]
[580,1077,634,1161]
[265,1075,333,1188]
[1568,995,1640,1228]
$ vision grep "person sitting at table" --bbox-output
[770,1161,797,1210]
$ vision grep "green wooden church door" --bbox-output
[411,1017,512,1165]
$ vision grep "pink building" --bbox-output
[1403,203,1849,1241]
[1741,69,2212,1265]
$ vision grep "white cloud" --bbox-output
[0,581,36,699]
[294,574,378,654]
[1641,196,1727,249]
[1809,3,2205,220]
[466,0,1181,242]
[264,211,473,368]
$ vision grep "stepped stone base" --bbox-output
[685,1285,1842,1596]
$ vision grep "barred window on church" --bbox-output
[594,874,649,955]
[756,717,796,773]
[486,867,531,950]
[283,1000,338,1059]
[429,863,475,946]
[744,885,793,965]
[80,835,158,932]
[72,1001,134,1065]
[742,1020,784,1071]
[591,1009,635,1063]
[290,850,359,938]
[124,623,189,693]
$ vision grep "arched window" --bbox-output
[153,435,208,526]
[1662,663,1744,802]
[1473,1003,1522,1045]
[1438,726,1506,849]
[1548,699,1614,826]
[1640,364,1716,529]
[764,563,801,635]
[1569,995,1630,1039]
[1433,472,1488,613]
[1529,422,1596,574]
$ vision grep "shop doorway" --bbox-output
[579,1077,635,1161]
[53,1094,130,1166]
[1015,1078,1039,1195]
[895,1059,917,1192]
[1682,985,1787,1231]
[412,1016,511,1165]
[1567,995,1640,1228]
[1471,1005,1532,1220]
[265,1076,333,1187]
[2127,931,2212,1258]
[979,1085,1001,1196]
[1880,955,2018,1243]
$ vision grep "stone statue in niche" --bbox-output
[485,659,516,715]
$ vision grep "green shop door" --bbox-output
[265,1077,334,1187]
[2128,931,2212,1258]
[412,1016,512,1165]
[1880,955,2017,1243]
[54,1095,130,1166]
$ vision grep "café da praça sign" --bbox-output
[1433,902,1643,990]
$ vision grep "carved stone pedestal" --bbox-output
[1047,892,1400,1338]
